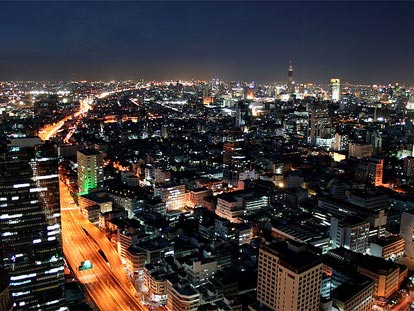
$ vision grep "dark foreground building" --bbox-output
[0,138,65,310]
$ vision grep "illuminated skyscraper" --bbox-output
[330,78,341,102]
[0,139,65,311]
[288,61,294,93]
[77,149,104,195]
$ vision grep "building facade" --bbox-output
[0,141,65,310]
[400,212,414,257]
[331,277,374,311]
[257,241,322,311]
[154,184,186,212]
[370,236,405,260]
[166,279,200,311]
[330,216,370,253]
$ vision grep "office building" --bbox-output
[77,149,104,195]
[125,247,146,282]
[332,133,349,151]
[356,255,403,299]
[181,258,218,286]
[257,240,322,311]
[355,158,384,187]
[403,156,414,178]
[330,216,370,254]
[154,184,186,212]
[330,277,374,311]
[222,138,255,187]
[188,188,211,208]
[0,140,65,310]
[166,278,200,311]
[144,262,170,300]
[235,100,252,128]
[318,194,387,238]
[215,190,268,223]
[330,78,341,102]
[326,248,406,301]
[370,236,404,260]
[348,142,373,158]
[154,167,171,184]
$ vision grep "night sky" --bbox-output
[1,1,413,84]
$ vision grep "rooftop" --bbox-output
[78,148,101,156]
[371,235,404,247]
[261,240,322,274]
[332,276,373,304]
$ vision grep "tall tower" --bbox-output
[0,140,65,311]
[77,149,104,195]
[288,61,294,93]
[330,78,341,102]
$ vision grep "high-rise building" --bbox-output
[257,240,322,311]
[77,149,104,195]
[0,139,65,311]
[330,78,341,102]
[223,137,255,187]
[288,61,294,93]
[235,100,252,128]
[318,195,387,239]
[307,102,332,145]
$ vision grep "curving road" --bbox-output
[60,181,145,311]
[39,93,146,310]
[38,97,92,141]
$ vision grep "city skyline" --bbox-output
[3,2,414,311]
[1,1,414,84]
